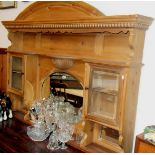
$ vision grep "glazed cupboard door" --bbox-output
[84,63,127,130]
[8,54,25,96]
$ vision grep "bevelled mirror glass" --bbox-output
[50,72,83,108]
[41,72,83,109]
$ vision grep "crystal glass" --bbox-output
[47,130,60,150]
[27,94,83,150]
[58,123,74,142]
[27,122,49,141]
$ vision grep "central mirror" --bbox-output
[50,72,83,109]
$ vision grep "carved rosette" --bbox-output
[52,58,74,70]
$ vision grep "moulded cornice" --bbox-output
[2,15,153,34]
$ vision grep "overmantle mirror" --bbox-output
[41,72,83,109]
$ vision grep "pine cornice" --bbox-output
[2,15,153,34]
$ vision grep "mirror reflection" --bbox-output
[50,72,83,108]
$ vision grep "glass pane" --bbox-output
[12,56,22,71]
[11,72,22,90]
[88,69,119,120]
[98,125,119,144]
[92,70,119,92]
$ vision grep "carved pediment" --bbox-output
[15,1,104,21]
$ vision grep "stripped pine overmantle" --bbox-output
[2,1,153,153]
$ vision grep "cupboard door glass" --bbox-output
[11,56,23,91]
[12,56,22,71]
[88,69,119,120]
[12,72,22,90]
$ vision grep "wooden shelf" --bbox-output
[92,87,118,96]
[67,140,114,153]
[88,112,114,120]
[67,139,89,153]
[85,143,115,153]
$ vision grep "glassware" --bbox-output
[27,121,49,141]
[27,94,83,150]
[47,130,60,150]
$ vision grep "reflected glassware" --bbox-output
[75,131,85,144]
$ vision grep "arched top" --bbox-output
[15,1,105,21]
[2,1,153,33]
